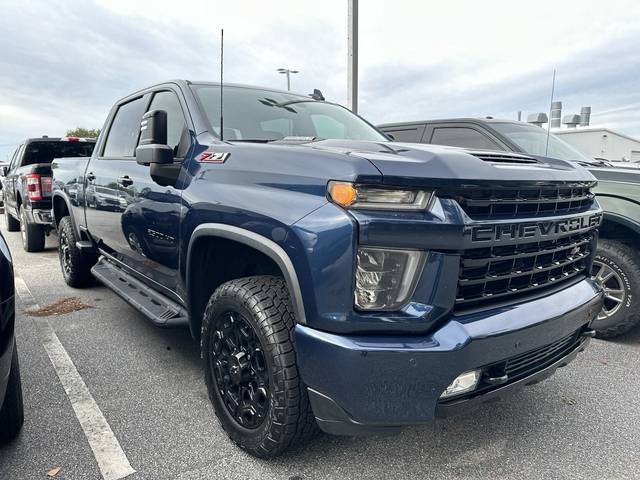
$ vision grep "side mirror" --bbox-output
[386,133,395,141]
[136,109,173,165]
[1,166,7,176]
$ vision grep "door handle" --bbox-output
[86,172,96,182]
[118,175,133,187]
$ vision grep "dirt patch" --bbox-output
[26,297,93,317]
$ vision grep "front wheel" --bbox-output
[590,238,640,338]
[20,206,45,252]
[201,276,319,458]
[4,208,19,232]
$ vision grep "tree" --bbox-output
[66,127,100,138]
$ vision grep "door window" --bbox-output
[103,97,147,157]
[385,128,421,143]
[147,91,188,157]
[430,127,499,150]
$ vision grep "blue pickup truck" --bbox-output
[51,80,604,457]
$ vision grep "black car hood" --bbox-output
[308,139,596,187]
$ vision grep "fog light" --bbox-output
[440,370,481,399]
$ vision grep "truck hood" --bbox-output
[306,139,596,187]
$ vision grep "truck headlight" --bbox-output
[355,247,426,310]
[328,181,434,211]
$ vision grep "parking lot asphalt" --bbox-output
[0,220,639,480]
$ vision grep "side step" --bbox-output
[91,258,189,328]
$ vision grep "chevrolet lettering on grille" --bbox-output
[469,212,602,243]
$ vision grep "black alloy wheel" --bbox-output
[209,311,270,429]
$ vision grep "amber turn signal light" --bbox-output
[328,182,358,208]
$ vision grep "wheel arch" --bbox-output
[600,212,640,246]
[186,224,307,340]
[51,192,82,237]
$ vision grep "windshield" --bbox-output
[491,122,594,163]
[193,85,387,142]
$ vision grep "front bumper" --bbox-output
[296,278,602,435]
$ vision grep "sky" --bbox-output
[1,0,639,159]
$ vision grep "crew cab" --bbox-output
[379,118,640,338]
[52,81,603,457]
[2,137,96,251]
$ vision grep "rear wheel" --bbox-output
[4,208,19,232]
[202,276,319,458]
[0,342,24,444]
[590,238,640,338]
[20,205,45,252]
[58,216,97,288]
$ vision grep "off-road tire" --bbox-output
[0,342,24,443]
[4,208,19,232]
[20,205,45,252]
[591,238,640,338]
[201,276,319,458]
[58,216,97,288]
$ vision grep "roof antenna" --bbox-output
[545,68,556,156]
[219,28,224,142]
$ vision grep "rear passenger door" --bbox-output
[115,88,191,299]
[424,123,504,150]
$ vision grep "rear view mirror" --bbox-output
[136,109,173,165]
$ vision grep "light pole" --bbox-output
[348,0,358,113]
[277,68,299,91]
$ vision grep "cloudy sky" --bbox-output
[1,0,639,159]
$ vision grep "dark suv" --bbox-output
[379,118,640,337]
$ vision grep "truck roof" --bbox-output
[379,118,520,128]
[23,137,97,143]
[121,79,312,103]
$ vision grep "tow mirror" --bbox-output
[136,109,173,165]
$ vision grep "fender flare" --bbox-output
[51,192,81,238]
[602,211,640,237]
[186,223,307,325]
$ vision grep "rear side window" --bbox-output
[430,127,499,150]
[103,97,147,157]
[21,141,95,166]
[385,128,421,143]
[147,91,188,155]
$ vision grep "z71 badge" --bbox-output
[197,151,230,163]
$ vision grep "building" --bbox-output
[553,127,640,162]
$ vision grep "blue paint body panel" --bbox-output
[51,80,604,431]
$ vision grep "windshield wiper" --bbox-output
[228,139,279,143]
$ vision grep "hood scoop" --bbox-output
[469,152,539,164]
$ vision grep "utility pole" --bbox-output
[348,0,358,113]
[277,68,299,91]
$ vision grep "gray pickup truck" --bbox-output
[379,118,640,338]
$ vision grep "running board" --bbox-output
[91,258,189,328]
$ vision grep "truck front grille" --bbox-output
[456,231,595,309]
[446,182,595,220]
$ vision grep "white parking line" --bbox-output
[15,275,136,480]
